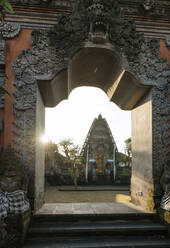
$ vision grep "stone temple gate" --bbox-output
[0,0,170,213]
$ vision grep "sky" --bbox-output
[45,87,131,153]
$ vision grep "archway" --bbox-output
[44,86,132,206]
[11,0,169,212]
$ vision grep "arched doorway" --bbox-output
[11,0,169,212]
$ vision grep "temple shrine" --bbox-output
[81,114,117,184]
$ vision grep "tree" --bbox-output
[124,137,132,166]
[116,152,128,165]
[58,138,81,162]
[58,138,82,189]
[0,0,14,22]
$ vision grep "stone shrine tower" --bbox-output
[81,114,117,184]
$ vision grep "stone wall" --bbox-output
[35,89,45,210]
[131,91,154,211]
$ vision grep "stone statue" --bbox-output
[0,147,30,247]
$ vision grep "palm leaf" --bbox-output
[0,0,14,20]
[2,0,14,13]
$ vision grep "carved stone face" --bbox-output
[143,0,154,10]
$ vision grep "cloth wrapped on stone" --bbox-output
[160,192,170,211]
[0,190,30,220]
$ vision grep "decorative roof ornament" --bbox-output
[142,0,155,11]
[41,0,143,70]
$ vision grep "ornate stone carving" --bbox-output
[142,0,155,11]
[45,0,146,71]
[0,22,21,39]
[12,0,170,210]
[152,84,170,207]
[0,39,5,65]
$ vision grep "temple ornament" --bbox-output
[0,22,21,39]
[142,0,155,11]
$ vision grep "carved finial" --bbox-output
[98,114,102,119]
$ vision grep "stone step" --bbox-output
[24,213,169,248]
[28,220,166,238]
[23,236,170,248]
[32,213,158,224]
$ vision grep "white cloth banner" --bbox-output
[0,190,30,220]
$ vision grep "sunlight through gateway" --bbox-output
[45,87,131,153]
[41,135,49,144]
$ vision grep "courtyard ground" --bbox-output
[44,185,131,203]
[38,186,154,214]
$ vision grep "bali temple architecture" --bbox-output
[81,114,117,184]
[0,0,170,246]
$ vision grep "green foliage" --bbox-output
[0,0,14,22]
[124,137,132,157]
[58,138,81,162]
[121,167,131,177]
[116,152,128,164]
[124,137,132,165]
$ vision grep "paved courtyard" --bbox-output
[44,185,131,203]
[38,186,154,214]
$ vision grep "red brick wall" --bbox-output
[159,40,170,65]
[4,29,32,148]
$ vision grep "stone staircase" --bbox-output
[23,213,170,248]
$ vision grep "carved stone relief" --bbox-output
[142,0,155,11]
[0,22,21,39]
[8,0,170,19]
[12,0,170,208]
[0,39,5,64]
